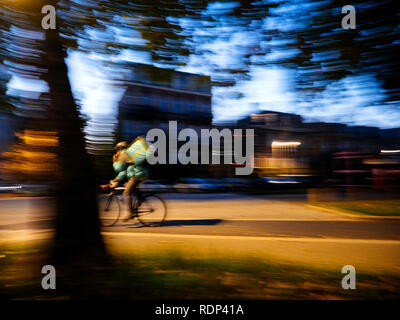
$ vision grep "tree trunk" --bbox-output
[43,23,107,268]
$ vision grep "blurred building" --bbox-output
[237,111,315,179]
[0,114,17,153]
[237,110,400,188]
[117,63,212,179]
[116,64,400,186]
[118,62,212,138]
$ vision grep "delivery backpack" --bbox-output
[124,136,151,167]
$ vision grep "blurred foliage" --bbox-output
[312,200,400,217]
[0,0,398,112]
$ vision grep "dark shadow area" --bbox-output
[125,219,223,229]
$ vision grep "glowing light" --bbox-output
[1,130,59,179]
[0,186,22,190]
[268,180,300,184]
[271,141,301,147]
[16,130,59,147]
[380,150,400,154]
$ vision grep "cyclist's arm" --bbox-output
[113,161,125,172]
[114,170,127,182]
[113,158,128,182]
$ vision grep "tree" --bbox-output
[42,1,107,267]
[0,0,107,292]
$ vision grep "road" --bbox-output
[1,193,400,273]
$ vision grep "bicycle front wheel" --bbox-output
[137,194,167,227]
[98,195,121,227]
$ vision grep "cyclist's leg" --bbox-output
[123,177,136,217]
[123,177,146,216]
[134,178,147,206]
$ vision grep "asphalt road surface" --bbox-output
[1,193,399,240]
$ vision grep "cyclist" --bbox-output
[111,141,129,184]
[110,137,149,216]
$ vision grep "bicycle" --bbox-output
[98,184,167,227]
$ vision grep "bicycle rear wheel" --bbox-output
[99,195,121,227]
[137,194,167,227]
